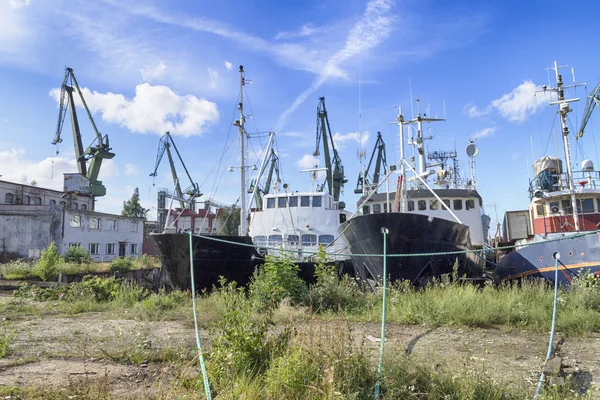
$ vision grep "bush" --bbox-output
[0,260,37,280]
[33,242,63,281]
[64,245,92,264]
[67,275,120,302]
[249,254,308,311]
[110,257,134,273]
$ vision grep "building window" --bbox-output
[278,197,287,208]
[418,200,426,211]
[430,200,439,210]
[70,214,81,227]
[4,193,13,204]
[289,196,298,207]
[466,200,475,210]
[60,201,66,207]
[287,235,300,245]
[73,202,78,210]
[89,243,100,255]
[362,205,370,214]
[106,243,116,255]
[130,244,138,254]
[49,199,56,205]
[302,234,317,246]
[407,201,414,211]
[81,204,87,211]
[453,200,463,210]
[89,217,99,229]
[33,197,42,205]
[23,195,30,205]
[300,196,310,207]
[373,204,381,214]
[132,222,139,232]
[266,197,275,209]
[69,242,81,248]
[312,196,322,207]
[319,235,334,244]
[268,235,282,244]
[107,219,116,230]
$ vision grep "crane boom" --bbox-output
[248,149,280,210]
[314,97,347,207]
[355,131,387,195]
[577,82,600,139]
[52,67,114,201]
[150,132,201,211]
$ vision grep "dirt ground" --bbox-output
[1,306,599,398]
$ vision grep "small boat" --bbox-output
[496,61,600,284]
[339,100,488,287]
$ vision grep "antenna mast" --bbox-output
[237,66,248,236]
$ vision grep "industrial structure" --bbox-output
[354,131,388,196]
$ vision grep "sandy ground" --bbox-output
[1,309,599,398]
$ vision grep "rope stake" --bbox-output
[374,227,389,399]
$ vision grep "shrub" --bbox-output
[249,254,308,311]
[110,257,134,273]
[33,242,63,281]
[67,275,120,302]
[0,260,37,280]
[64,245,92,264]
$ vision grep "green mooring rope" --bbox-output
[188,232,212,400]
[374,227,389,400]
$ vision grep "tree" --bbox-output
[122,187,147,219]
[218,205,240,235]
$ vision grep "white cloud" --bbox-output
[125,163,140,176]
[140,61,167,81]
[8,0,30,8]
[0,1,31,53]
[332,131,370,149]
[208,67,219,89]
[50,83,219,137]
[473,127,495,139]
[275,24,317,40]
[224,61,233,71]
[275,0,394,131]
[296,154,319,169]
[466,81,546,123]
[0,148,75,191]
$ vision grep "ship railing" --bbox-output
[252,239,348,261]
[529,170,600,199]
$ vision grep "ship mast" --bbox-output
[236,65,248,236]
[543,61,585,231]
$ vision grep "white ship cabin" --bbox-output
[359,189,486,247]
[524,156,600,236]
[249,191,351,260]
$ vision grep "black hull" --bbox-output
[151,233,260,291]
[339,213,482,285]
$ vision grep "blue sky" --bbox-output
[1,0,600,231]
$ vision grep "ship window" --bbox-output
[278,197,287,208]
[302,234,317,246]
[453,200,463,210]
[289,196,298,207]
[466,200,475,210]
[383,203,388,212]
[312,196,322,207]
[561,200,572,214]
[266,198,275,209]
[443,199,450,209]
[418,200,426,211]
[581,198,594,213]
[287,235,300,245]
[536,204,544,216]
[407,201,414,211]
[319,235,334,244]
[362,205,370,215]
[430,200,439,210]
[549,201,560,214]
[33,197,42,205]
[373,204,381,214]
[253,236,267,244]
[268,235,282,244]
[301,196,310,207]
[49,199,56,205]
[4,193,13,204]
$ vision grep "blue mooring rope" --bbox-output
[374,227,389,400]
[188,232,213,400]
[533,253,560,399]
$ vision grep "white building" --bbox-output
[0,176,143,262]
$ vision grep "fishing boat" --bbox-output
[339,101,488,287]
[496,61,600,284]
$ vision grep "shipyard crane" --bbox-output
[248,149,280,210]
[354,131,387,195]
[577,82,600,139]
[150,132,201,211]
[314,97,347,208]
[52,67,115,201]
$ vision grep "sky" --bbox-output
[1,0,600,231]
